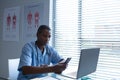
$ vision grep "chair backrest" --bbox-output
[8,58,19,80]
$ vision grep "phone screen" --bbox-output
[64,58,71,64]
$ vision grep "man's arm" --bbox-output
[22,63,67,75]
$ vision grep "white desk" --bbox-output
[31,73,92,80]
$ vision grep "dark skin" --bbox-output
[36,29,51,53]
[22,29,67,75]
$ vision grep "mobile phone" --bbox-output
[64,58,71,64]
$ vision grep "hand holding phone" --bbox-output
[64,58,71,64]
[59,58,71,64]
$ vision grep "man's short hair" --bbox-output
[37,25,51,34]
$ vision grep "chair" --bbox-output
[8,58,19,80]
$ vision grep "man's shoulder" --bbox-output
[25,41,35,45]
[45,44,53,49]
[23,41,35,48]
[45,44,57,55]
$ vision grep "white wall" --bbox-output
[0,0,50,79]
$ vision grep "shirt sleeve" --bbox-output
[48,46,64,64]
[18,43,32,71]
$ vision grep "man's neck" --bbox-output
[35,41,44,52]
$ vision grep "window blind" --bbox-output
[53,0,81,67]
[51,0,120,79]
[81,0,120,79]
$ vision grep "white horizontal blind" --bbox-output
[52,0,120,79]
[54,0,81,67]
[82,0,120,79]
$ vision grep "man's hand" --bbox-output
[52,63,67,74]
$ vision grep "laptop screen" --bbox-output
[77,48,100,78]
[61,48,100,79]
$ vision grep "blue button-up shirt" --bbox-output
[17,41,63,80]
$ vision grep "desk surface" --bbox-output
[30,73,92,80]
[30,73,120,80]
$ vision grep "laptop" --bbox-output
[61,48,100,79]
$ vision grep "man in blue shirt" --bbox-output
[17,25,67,80]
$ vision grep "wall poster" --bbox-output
[23,3,44,41]
[3,6,20,41]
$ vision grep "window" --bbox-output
[82,0,120,79]
[50,0,81,67]
[50,0,120,79]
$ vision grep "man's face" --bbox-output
[37,29,51,45]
